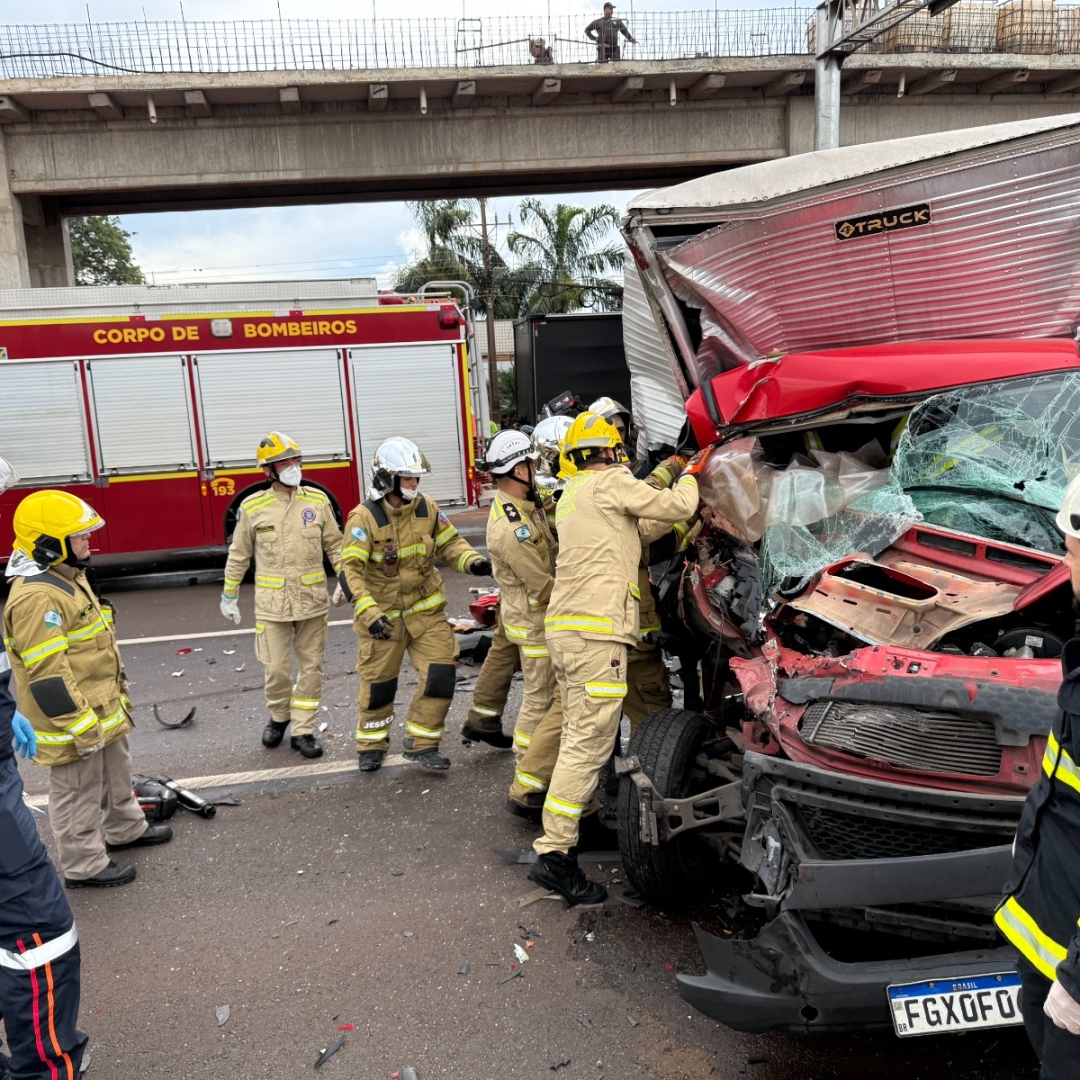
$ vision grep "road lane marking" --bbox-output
[117,621,354,646]
[24,754,408,808]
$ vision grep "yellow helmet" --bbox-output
[256,431,301,467]
[561,411,628,466]
[13,490,104,566]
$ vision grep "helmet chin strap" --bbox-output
[506,463,539,505]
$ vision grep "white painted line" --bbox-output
[24,753,408,808]
[117,620,353,646]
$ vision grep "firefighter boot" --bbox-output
[505,793,545,822]
[527,851,607,906]
[358,751,385,772]
[291,734,323,759]
[404,748,451,771]
[262,720,289,748]
[462,723,514,749]
[65,860,137,889]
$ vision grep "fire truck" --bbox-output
[0,280,485,563]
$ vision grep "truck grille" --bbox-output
[799,700,1002,777]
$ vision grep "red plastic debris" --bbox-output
[176,648,192,655]
[665,964,675,970]
[337,1024,354,1031]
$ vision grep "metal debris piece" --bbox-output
[402,1069,420,1080]
[170,670,184,677]
[214,1005,230,1027]
[403,931,414,938]
[578,1016,593,1029]
[457,964,470,976]
[627,1015,640,1027]
[211,795,241,806]
[235,663,247,672]
[585,932,595,942]
[223,649,236,655]
[550,1057,571,1071]
[391,871,405,877]
[613,891,644,909]
[314,1034,346,1068]
[318,722,328,732]
[153,704,196,729]
[518,886,555,908]
[498,969,524,985]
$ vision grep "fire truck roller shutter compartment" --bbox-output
[194,348,350,468]
[0,361,91,482]
[349,343,468,505]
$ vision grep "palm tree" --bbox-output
[506,200,624,315]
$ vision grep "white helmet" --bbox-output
[1056,472,1080,540]
[532,415,573,473]
[0,456,18,494]
[588,396,631,430]
[485,430,539,475]
[370,437,431,499]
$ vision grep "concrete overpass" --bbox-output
[4,52,1080,287]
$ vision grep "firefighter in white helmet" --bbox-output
[526,412,703,904]
[339,437,491,772]
[994,474,1080,1071]
[3,490,169,888]
[220,432,344,759]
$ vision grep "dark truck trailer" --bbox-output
[513,312,630,422]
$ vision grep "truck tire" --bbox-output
[617,706,717,910]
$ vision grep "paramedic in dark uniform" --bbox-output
[0,456,88,1079]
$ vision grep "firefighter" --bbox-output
[220,432,343,759]
[527,413,702,904]
[339,438,491,772]
[3,491,170,889]
[0,458,88,1077]
[994,476,1080,1073]
[461,616,519,748]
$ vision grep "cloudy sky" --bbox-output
[27,0,781,286]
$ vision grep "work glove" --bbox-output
[12,712,36,760]
[683,447,711,477]
[220,593,241,625]
[331,583,346,606]
[368,616,394,641]
[470,558,493,577]
[1045,979,1080,1035]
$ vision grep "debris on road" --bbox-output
[550,1057,571,1071]
[585,932,595,942]
[457,964,470,976]
[402,1069,421,1080]
[578,1016,593,1029]
[314,1034,346,1068]
[318,721,328,732]
[153,704,196,729]
[223,649,236,655]
[513,944,529,963]
[175,648,191,655]
[518,886,554,907]
[214,1005,230,1027]
[627,1016,640,1027]
[498,969,523,985]
[337,1024,354,1031]
[170,670,183,677]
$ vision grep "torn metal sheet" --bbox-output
[314,1034,346,1068]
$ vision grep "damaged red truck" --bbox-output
[615,114,1080,1035]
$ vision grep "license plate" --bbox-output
[887,971,1023,1037]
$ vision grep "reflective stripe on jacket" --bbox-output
[223,484,344,622]
[995,638,1080,998]
[2,566,131,768]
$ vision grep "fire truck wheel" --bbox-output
[616,707,721,911]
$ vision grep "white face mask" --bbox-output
[277,464,302,488]
[399,483,419,501]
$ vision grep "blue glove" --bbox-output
[12,712,36,760]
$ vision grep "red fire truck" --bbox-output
[0,280,484,563]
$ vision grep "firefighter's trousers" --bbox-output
[49,735,147,881]
[464,613,519,735]
[508,688,563,810]
[1017,958,1080,1079]
[624,642,672,739]
[511,647,558,759]
[355,614,459,754]
[255,616,328,735]
[534,633,628,855]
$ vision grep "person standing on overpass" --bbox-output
[585,3,636,62]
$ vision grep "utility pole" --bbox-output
[479,197,501,427]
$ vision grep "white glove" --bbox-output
[331,583,346,606]
[1045,979,1080,1035]
[220,594,241,625]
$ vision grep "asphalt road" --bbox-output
[3,513,1043,1080]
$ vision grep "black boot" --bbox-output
[262,720,288,748]
[290,734,324,759]
[505,794,544,822]
[65,860,137,889]
[358,751,385,772]
[527,851,607,906]
[107,824,173,851]
[461,724,514,749]
[403,748,451,771]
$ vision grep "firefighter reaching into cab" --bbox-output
[339,438,491,773]
[220,432,343,759]
[3,491,170,889]
[527,412,702,905]
[994,474,1080,1074]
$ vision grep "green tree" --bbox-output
[506,200,623,315]
[69,216,145,286]
[498,366,517,414]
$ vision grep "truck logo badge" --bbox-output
[210,478,235,496]
[835,203,931,241]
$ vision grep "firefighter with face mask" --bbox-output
[221,432,344,759]
[527,413,702,904]
[340,438,491,772]
[3,492,170,889]
[994,475,1080,1074]
[0,459,89,1077]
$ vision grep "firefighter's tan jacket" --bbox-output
[546,464,699,646]
[637,455,694,641]
[223,485,343,622]
[487,493,557,652]
[3,565,131,768]
[340,493,483,634]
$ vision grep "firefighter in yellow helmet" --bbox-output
[221,432,343,758]
[526,412,702,904]
[3,491,169,888]
[339,437,491,772]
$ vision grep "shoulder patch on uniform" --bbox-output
[351,526,368,542]
[44,609,63,627]
[514,524,531,542]
[502,502,522,523]
[255,524,276,533]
